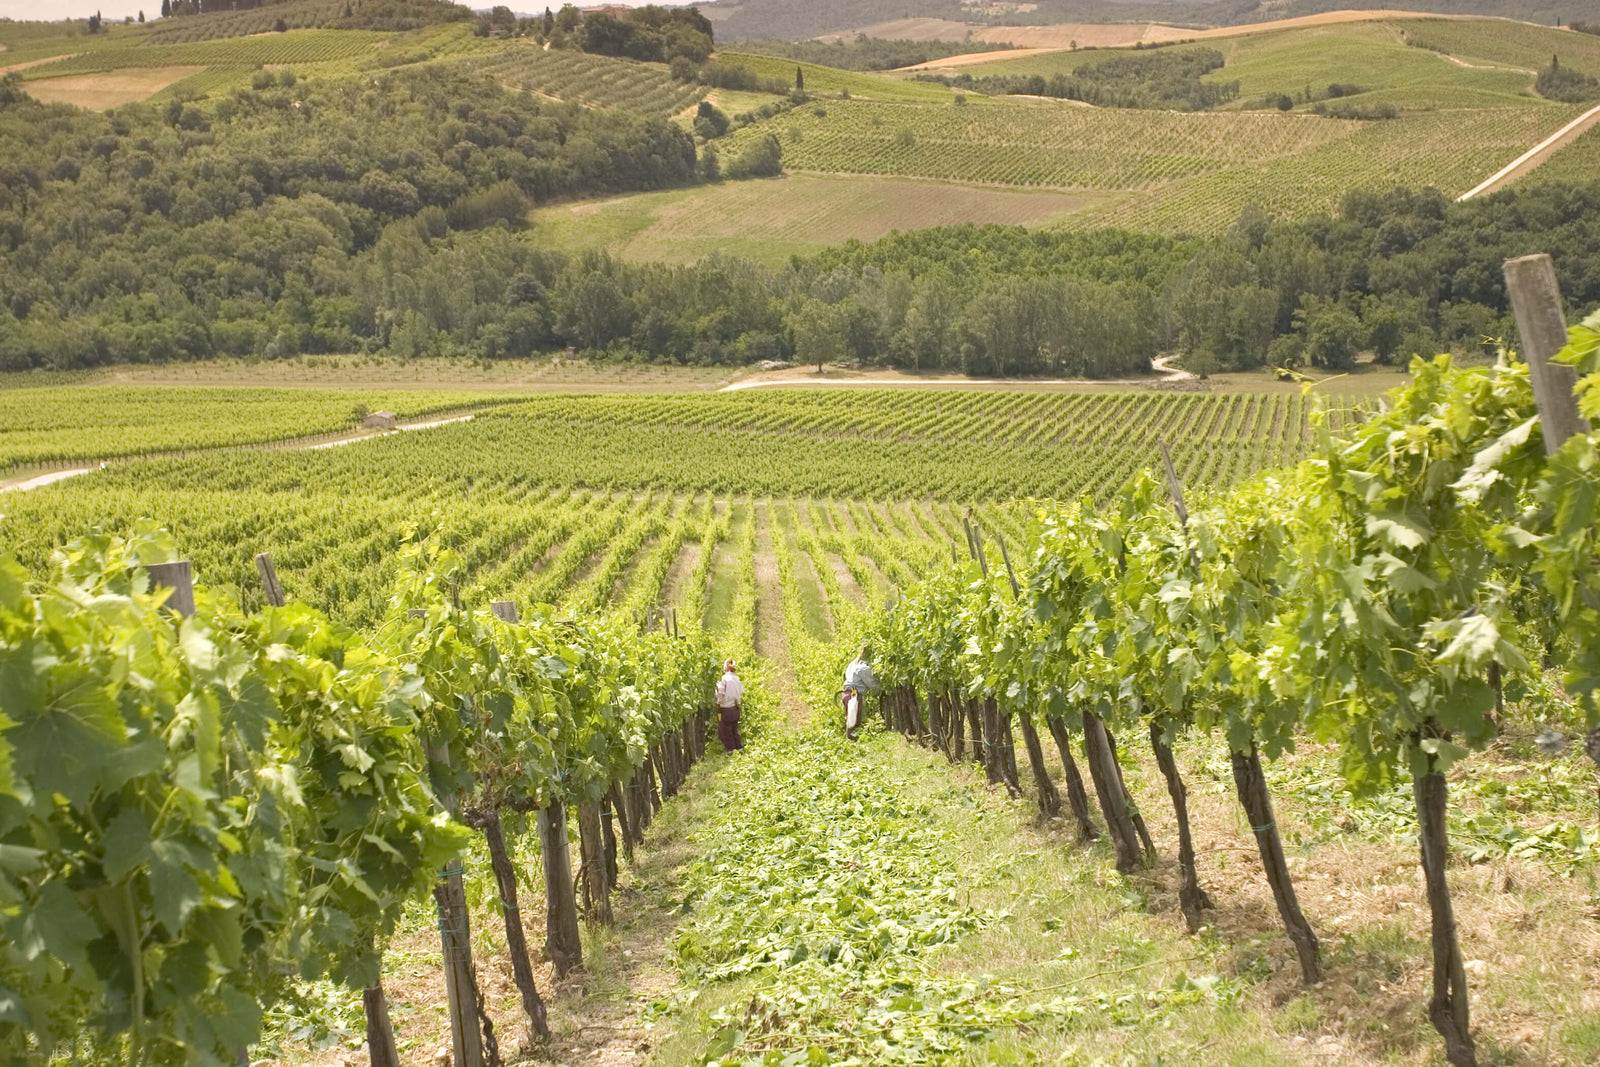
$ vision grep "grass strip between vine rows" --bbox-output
[644,720,1288,1067]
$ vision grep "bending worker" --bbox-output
[841,645,879,740]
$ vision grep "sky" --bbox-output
[0,0,701,21]
[2,1,155,18]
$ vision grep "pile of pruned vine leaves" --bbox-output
[657,726,1231,1065]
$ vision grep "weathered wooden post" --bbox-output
[255,552,285,607]
[146,560,195,616]
[1503,254,1588,455]
[1506,254,1600,806]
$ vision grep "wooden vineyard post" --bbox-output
[408,603,488,1067]
[1503,254,1588,455]
[1504,254,1600,817]
[255,552,285,607]
[538,798,584,977]
[146,560,195,617]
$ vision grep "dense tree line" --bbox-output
[923,48,1240,111]
[0,67,698,367]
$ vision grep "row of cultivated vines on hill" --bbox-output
[0,526,722,1066]
[863,277,1600,1067]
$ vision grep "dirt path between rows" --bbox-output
[1457,101,1600,200]
[752,501,809,725]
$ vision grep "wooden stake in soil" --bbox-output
[1503,254,1600,816]
[1503,254,1587,455]
[255,552,285,607]
[425,739,486,1067]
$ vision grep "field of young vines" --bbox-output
[0,386,501,470]
[723,97,1583,234]
[468,46,706,118]
[3,351,1599,1067]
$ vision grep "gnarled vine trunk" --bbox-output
[577,799,614,925]
[1018,711,1061,817]
[1081,711,1143,872]
[363,979,400,1067]
[1415,764,1477,1067]
[537,800,583,977]
[1045,715,1099,843]
[1231,745,1320,985]
[477,809,550,1039]
[1105,726,1157,860]
[1148,721,1212,932]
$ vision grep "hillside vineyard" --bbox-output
[3,3,1600,1067]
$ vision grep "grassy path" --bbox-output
[643,715,1304,1067]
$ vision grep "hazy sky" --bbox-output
[4,1,166,19]
[0,0,699,21]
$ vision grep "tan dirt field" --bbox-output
[23,66,205,109]
[893,9,1496,67]
[826,17,1189,49]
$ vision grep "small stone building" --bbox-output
[363,410,398,430]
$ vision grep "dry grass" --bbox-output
[23,66,204,109]
[1074,728,1597,1066]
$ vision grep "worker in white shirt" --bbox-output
[715,658,744,751]
[841,646,878,740]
